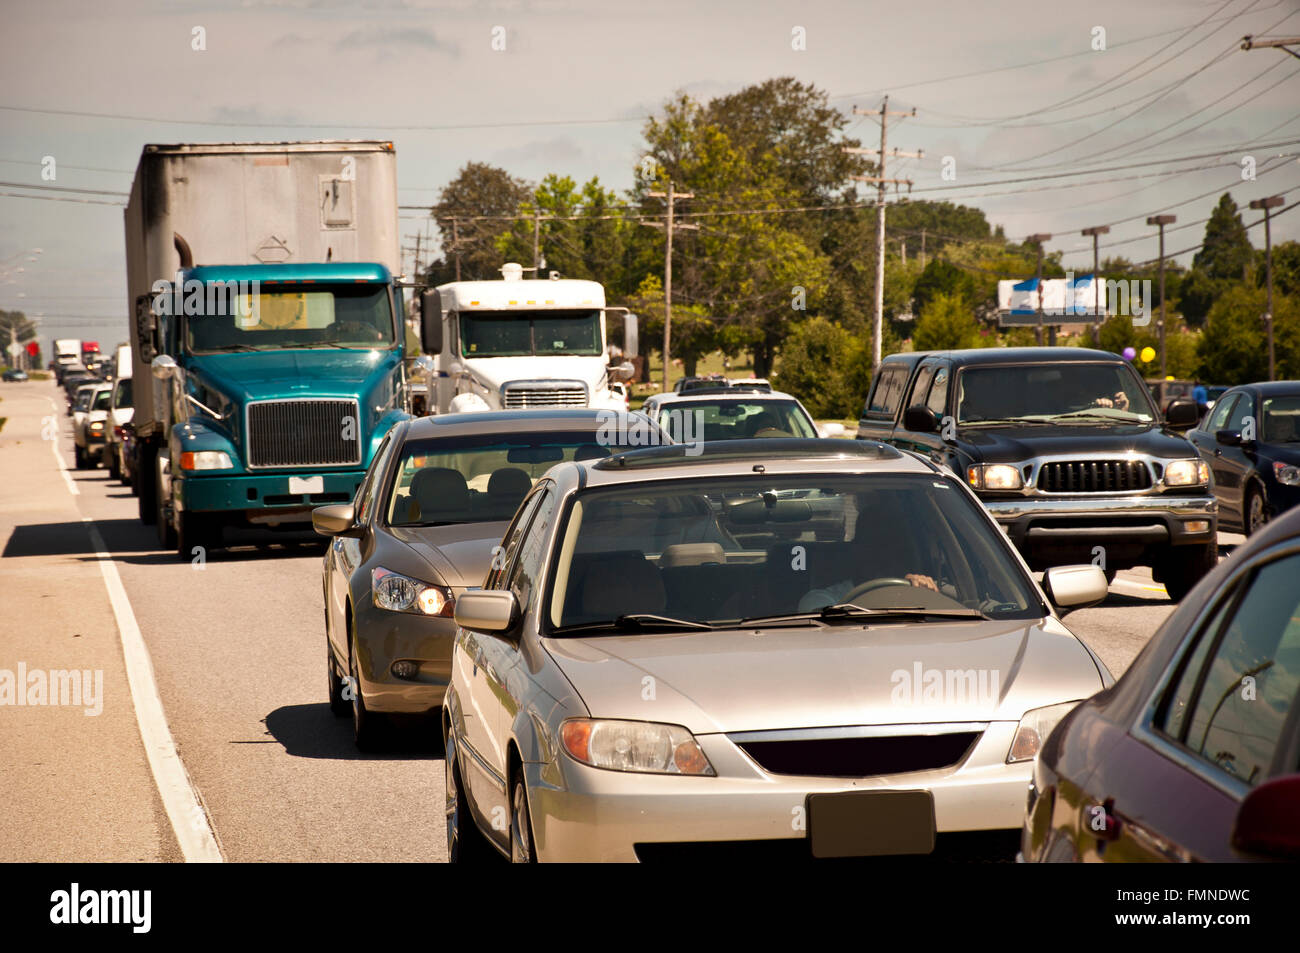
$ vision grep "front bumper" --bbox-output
[176,468,368,516]
[352,604,456,715]
[529,722,1030,862]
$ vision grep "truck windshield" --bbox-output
[460,309,601,358]
[184,284,395,352]
[956,363,1156,424]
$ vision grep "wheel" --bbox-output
[1243,486,1269,537]
[510,770,536,864]
[74,444,88,470]
[445,723,493,863]
[349,630,384,751]
[1157,538,1218,603]
[155,460,177,550]
[107,447,120,480]
[138,445,157,524]
[176,509,219,561]
[327,617,349,717]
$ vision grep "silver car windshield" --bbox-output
[547,473,1044,631]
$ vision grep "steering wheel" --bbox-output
[753,427,791,438]
[842,577,914,603]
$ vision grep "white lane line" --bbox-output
[46,397,78,496]
[82,517,224,862]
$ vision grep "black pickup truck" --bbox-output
[857,348,1218,600]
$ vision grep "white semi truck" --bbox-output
[53,339,81,379]
[417,263,634,414]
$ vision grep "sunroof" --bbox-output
[591,438,901,470]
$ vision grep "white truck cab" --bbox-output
[418,263,632,414]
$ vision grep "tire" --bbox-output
[1243,486,1269,537]
[510,769,537,864]
[155,461,177,550]
[1158,538,1219,603]
[74,444,88,470]
[445,723,493,863]
[349,630,383,751]
[138,445,156,524]
[107,447,120,480]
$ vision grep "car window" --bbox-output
[1205,394,1237,433]
[1226,394,1255,435]
[507,488,557,611]
[657,399,816,442]
[956,363,1154,423]
[1162,551,1300,787]
[1261,396,1300,443]
[865,365,907,419]
[356,433,394,523]
[487,489,547,591]
[908,366,935,410]
[926,366,950,417]
[92,390,112,410]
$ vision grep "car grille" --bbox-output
[736,732,981,778]
[502,382,587,408]
[247,399,361,468]
[1036,459,1151,493]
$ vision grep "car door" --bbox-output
[1188,391,1235,470]
[328,432,394,665]
[461,487,548,825]
[856,362,909,442]
[1080,547,1300,861]
[1217,393,1258,525]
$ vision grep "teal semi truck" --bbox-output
[124,141,418,558]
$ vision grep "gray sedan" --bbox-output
[445,438,1114,861]
[312,409,661,750]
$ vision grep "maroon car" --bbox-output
[1021,505,1300,862]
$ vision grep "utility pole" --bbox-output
[1147,215,1176,378]
[533,209,542,273]
[412,232,422,281]
[451,217,462,281]
[920,229,926,270]
[846,98,920,368]
[643,180,698,392]
[900,239,907,265]
[1250,195,1284,381]
[1027,234,1052,346]
[1081,225,1109,347]
[1240,34,1300,58]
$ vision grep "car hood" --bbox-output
[543,616,1104,734]
[961,422,1195,462]
[389,521,511,589]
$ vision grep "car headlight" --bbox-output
[1274,461,1300,486]
[967,463,1023,490]
[1007,701,1081,763]
[89,421,104,431]
[560,718,716,776]
[1164,459,1209,486]
[179,451,233,470]
[371,567,454,617]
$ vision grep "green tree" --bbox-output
[912,258,975,315]
[1260,240,1300,298]
[629,274,718,379]
[423,162,533,284]
[1196,285,1300,383]
[912,292,981,351]
[774,316,865,418]
[1193,193,1254,282]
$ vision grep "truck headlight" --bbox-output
[371,567,454,617]
[1008,701,1081,763]
[560,718,715,776]
[1274,461,1300,486]
[179,451,233,470]
[1164,459,1209,487]
[967,464,1023,490]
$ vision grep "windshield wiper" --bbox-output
[1052,410,1145,422]
[739,603,988,626]
[551,613,716,635]
[959,417,1058,427]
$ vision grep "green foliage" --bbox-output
[912,258,975,315]
[425,162,533,284]
[1196,285,1300,383]
[1260,240,1300,298]
[912,292,981,351]
[1193,193,1255,283]
[627,274,718,378]
[774,316,865,418]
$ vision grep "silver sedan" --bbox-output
[444,438,1114,861]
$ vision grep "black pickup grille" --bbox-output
[737,732,980,778]
[1037,459,1151,493]
[247,399,361,468]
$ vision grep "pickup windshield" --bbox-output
[460,309,602,358]
[185,284,396,352]
[957,362,1155,424]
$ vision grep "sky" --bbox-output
[1,0,1298,354]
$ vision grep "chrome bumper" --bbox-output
[984,494,1216,556]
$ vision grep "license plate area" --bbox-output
[289,476,324,494]
[807,789,936,858]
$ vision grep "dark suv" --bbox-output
[857,348,1217,600]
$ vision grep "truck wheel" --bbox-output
[155,463,177,550]
[1157,539,1218,603]
[74,444,88,470]
[138,445,157,524]
[176,510,219,561]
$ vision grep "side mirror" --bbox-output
[454,589,518,634]
[608,361,636,383]
[1165,399,1198,428]
[412,355,435,376]
[311,503,361,537]
[420,289,442,354]
[902,404,939,434]
[1231,775,1300,859]
[1215,429,1243,447]
[1042,565,1108,613]
[150,354,181,382]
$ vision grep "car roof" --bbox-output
[887,347,1124,366]
[401,408,655,441]
[1227,381,1300,398]
[646,390,802,405]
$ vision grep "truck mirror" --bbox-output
[151,354,181,381]
[609,361,636,383]
[420,290,442,354]
[902,404,939,433]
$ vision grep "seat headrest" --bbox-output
[487,466,532,499]
[573,443,611,461]
[580,552,666,617]
[410,467,470,520]
[660,542,725,568]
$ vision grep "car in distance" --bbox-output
[1,368,29,382]
[73,383,112,469]
[641,389,821,443]
[1021,503,1300,863]
[444,439,1112,862]
[1187,381,1300,536]
[858,349,1217,601]
[311,409,666,750]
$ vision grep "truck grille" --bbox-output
[502,382,587,408]
[1037,459,1151,493]
[736,732,980,778]
[246,399,361,468]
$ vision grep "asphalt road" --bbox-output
[0,378,1240,862]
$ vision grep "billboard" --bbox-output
[997,274,1107,326]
